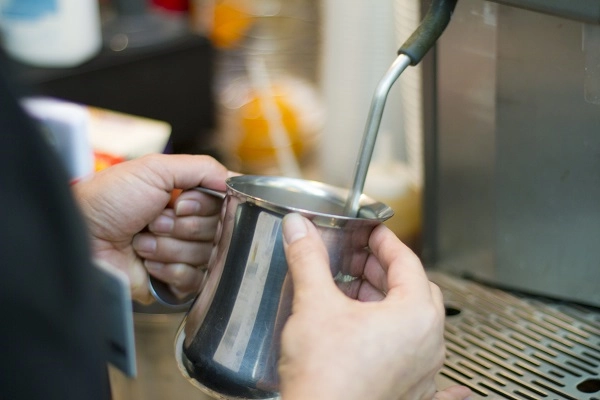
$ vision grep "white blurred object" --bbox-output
[87,107,172,161]
[365,131,409,220]
[22,97,171,181]
[393,0,423,187]
[319,0,405,188]
[22,97,94,182]
[246,56,302,178]
[0,0,101,67]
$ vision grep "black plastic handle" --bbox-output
[398,0,459,65]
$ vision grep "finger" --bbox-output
[335,278,361,298]
[429,281,445,315]
[432,385,472,400]
[127,261,154,304]
[173,189,224,217]
[421,380,438,400]
[133,233,213,265]
[137,153,230,192]
[368,224,431,300]
[336,276,385,301]
[282,213,339,306]
[148,209,220,241]
[356,280,386,302]
[145,261,205,294]
[362,252,388,293]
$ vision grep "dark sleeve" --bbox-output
[0,52,110,399]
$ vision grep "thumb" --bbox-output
[282,213,338,305]
[432,385,472,400]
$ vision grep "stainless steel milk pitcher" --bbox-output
[152,175,393,399]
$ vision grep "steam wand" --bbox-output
[344,0,458,217]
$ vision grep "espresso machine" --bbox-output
[421,0,600,398]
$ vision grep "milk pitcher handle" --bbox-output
[148,186,226,310]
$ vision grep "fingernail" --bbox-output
[149,214,174,233]
[175,199,200,216]
[145,260,164,271]
[282,213,308,245]
[133,235,157,253]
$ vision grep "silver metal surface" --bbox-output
[430,271,600,400]
[485,0,600,24]
[422,1,600,397]
[149,275,197,309]
[428,0,600,306]
[175,175,393,399]
[228,175,393,224]
[344,53,412,217]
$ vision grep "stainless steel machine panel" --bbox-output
[428,0,600,307]
[487,0,600,24]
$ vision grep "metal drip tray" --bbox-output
[429,271,600,400]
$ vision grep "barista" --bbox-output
[0,48,470,400]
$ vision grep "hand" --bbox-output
[278,213,471,400]
[73,154,229,304]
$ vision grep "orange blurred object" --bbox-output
[168,188,183,208]
[209,0,254,48]
[236,87,303,165]
[94,151,125,171]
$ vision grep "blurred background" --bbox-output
[0,0,423,249]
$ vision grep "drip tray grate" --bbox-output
[429,271,600,400]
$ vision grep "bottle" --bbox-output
[0,0,101,68]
